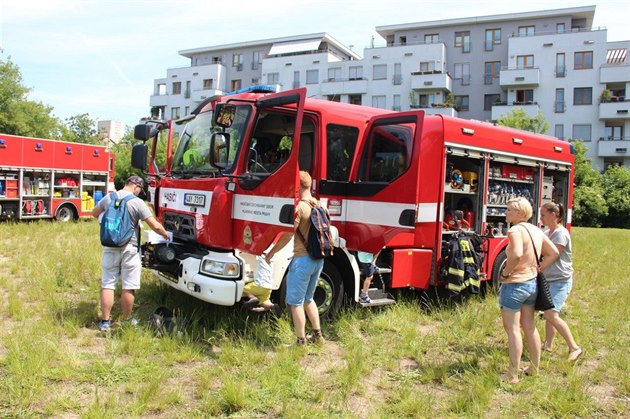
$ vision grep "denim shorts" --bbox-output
[286,256,324,306]
[499,278,537,312]
[548,279,573,312]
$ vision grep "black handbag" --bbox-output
[522,225,554,311]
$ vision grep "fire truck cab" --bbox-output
[133,86,574,315]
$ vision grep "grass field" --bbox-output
[0,222,628,417]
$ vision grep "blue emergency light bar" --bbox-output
[225,84,280,96]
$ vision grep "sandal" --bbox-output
[500,373,520,384]
[520,366,539,377]
[568,347,583,362]
[542,344,553,353]
[242,297,260,309]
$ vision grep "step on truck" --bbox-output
[0,134,115,222]
[131,86,574,316]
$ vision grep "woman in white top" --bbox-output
[540,202,583,362]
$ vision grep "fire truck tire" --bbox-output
[488,249,507,294]
[55,204,76,222]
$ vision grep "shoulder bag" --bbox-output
[522,225,554,311]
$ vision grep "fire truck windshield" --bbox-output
[172,106,251,176]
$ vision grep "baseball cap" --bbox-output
[127,175,145,188]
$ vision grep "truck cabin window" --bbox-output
[172,106,251,175]
[358,123,414,182]
[326,124,359,181]
[246,111,315,175]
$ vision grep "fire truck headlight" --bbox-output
[200,260,240,278]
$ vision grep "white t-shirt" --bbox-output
[543,226,573,282]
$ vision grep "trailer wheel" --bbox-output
[273,260,344,318]
[55,205,76,222]
[488,250,507,294]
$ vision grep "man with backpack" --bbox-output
[267,171,327,346]
[91,175,169,331]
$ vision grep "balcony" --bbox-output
[599,100,630,120]
[320,78,368,95]
[491,102,540,121]
[410,71,452,92]
[600,64,630,84]
[597,137,630,157]
[190,88,223,103]
[499,67,540,87]
[149,93,169,108]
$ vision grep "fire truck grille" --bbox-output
[163,212,196,240]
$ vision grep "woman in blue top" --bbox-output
[540,202,583,362]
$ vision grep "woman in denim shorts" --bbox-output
[540,202,582,362]
[499,197,559,383]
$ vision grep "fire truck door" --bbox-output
[231,88,306,255]
[343,112,424,254]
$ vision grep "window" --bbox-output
[251,77,260,85]
[555,89,565,113]
[604,125,623,140]
[230,79,241,91]
[400,36,407,45]
[484,94,501,111]
[555,124,564,140]
[349,66,363,80]
[572,124,591,141]
[349,94,362,105]
[515,89,534,104]
[373,64,387,80]
[393,63,402,85]
[306,70,319,84]
[455,31,471,52]
[393,94,401,111]
[454,63,471,85]
[172,82,181,95]
[557,23,566,33]
[293,70,300,88]
[328,67,341,82]
[267,72,279,84]
[556,53,566,77]
[203,79,213,89]
[574,87,592,105]
[326,124,359,181]
[252,51,262,70]
[485,28,501,50]
[372,95,386,109]
[419,62,431,73]
[518,25,535,37]
[171,107,180,119]
[232,53,243,69]
[184,106,189,116]
[454,95,469,111]
[419,94,435,108]
[484,61,501,84]
[157,83,166,95]
[424,33,439,44]
[516,55,534,69]
[574,51,593,69]
[358,122,415,183]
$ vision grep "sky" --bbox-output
[1,0,629,131]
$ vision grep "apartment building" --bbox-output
[97,119,125,143]
[149,5,629,169]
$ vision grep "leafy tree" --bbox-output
[0,56,62,137]
[65,113,102,144]
[571,141,607,227]
[497,108,549,134]
[601,164,630,228]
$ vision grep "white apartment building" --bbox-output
[97,120,125,144]
[149,5,629,169]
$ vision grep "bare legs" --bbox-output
[100,288,135,321]
[290,300,321,339]
[501,305,541,383]
[543,310,581,360]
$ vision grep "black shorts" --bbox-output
[360,262,376,277]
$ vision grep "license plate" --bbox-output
[184,193,206,207]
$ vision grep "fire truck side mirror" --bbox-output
[210,132,230,170]
[131,143,148,171]
[134,124,159,142]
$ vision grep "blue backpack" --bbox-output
[100,192,139,247]
[298,202,334,259]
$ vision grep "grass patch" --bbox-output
[0,222,628,416]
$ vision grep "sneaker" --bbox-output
[307,330,325,345]
[123,317,140,327]
[296,337,307,347]
[98,319,112,332]
[359,292,372,304]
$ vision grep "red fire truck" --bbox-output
[0,134,115,221]
[132,86,574,315]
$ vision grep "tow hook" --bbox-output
[187,282,201,293]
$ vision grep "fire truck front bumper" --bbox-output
[150,252,245,306]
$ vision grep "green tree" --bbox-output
[601,164,630,228]
[65,113,102,144]
[496,108,549,134]
[571,141,607,227]
[0,56,62,137]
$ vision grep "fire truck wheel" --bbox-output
[55,205,76,222]
[487,250,507,294]
[315,261,344,317]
